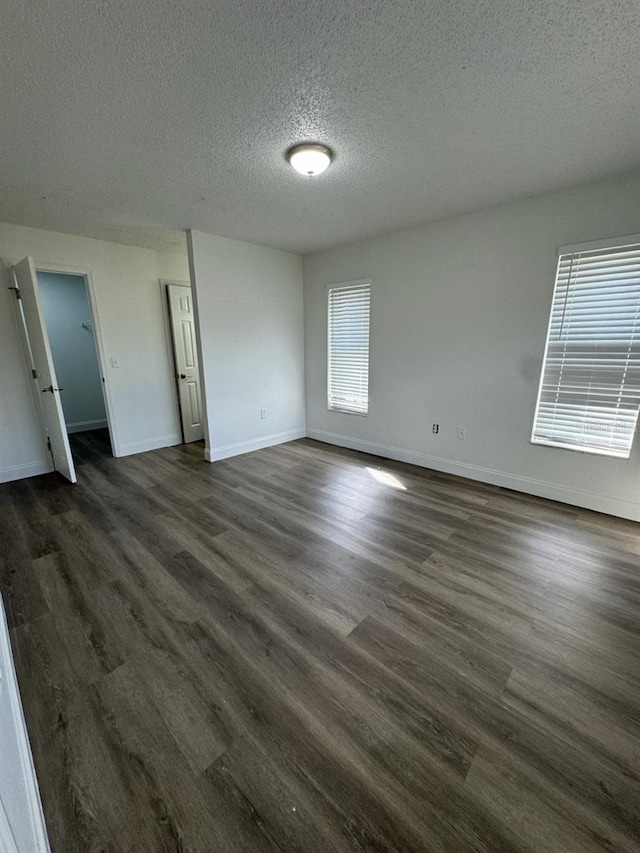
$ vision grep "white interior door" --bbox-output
[11,258,77,483]
[0,597,51,852]
[167,284,205,443]
[0,797,19,853]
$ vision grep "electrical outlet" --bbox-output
[457,427,466,440]
[260,408,267,420]
[432,424,439,434]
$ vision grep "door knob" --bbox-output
[179,373,186,379]
[42,385,64,393]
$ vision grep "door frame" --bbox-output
[5,260,51,469]
[29,261,120,457]
[159,278,194,443]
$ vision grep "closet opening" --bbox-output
[30,268,114,475]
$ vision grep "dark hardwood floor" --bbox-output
[1,429,640,852]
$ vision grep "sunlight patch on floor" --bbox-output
[366,467,407,490]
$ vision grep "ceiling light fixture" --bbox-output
[286,143,334,177]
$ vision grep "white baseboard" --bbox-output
[0,597,51,852]
[117,433,182,458]
[0,461,53,484]
[206,427,307,462]
[66,419,108,434]
[307,429,640,522]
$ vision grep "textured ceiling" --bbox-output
[1,0,639,254]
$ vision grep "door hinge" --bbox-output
[46,437,52,452]
[32,369,37,379]
[10,287,21,300]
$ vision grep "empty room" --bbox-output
[1,1,639,851]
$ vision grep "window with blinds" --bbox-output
[328,281,371,414]
[531,237,640,458]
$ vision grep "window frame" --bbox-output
[326,279,371,416]
[530,233,640,459]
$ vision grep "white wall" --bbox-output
[0,223,190,482]
[38,272,107,432]
[188,231,305,460]
[304,171,640,521]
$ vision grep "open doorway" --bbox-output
[36,270,113,466]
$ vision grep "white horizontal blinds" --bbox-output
[532,242,640,458]
[328,283,370,414]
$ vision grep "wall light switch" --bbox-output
[260,408,267,419]
[457,427,466,440]
[110,357,120,368]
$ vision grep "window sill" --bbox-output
[529,438,631,460]
[328,407,368,417]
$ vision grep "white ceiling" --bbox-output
[1,0,639,255]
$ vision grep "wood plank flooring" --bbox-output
[1,429,640,852]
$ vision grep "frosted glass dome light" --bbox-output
[286,143,334,177]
